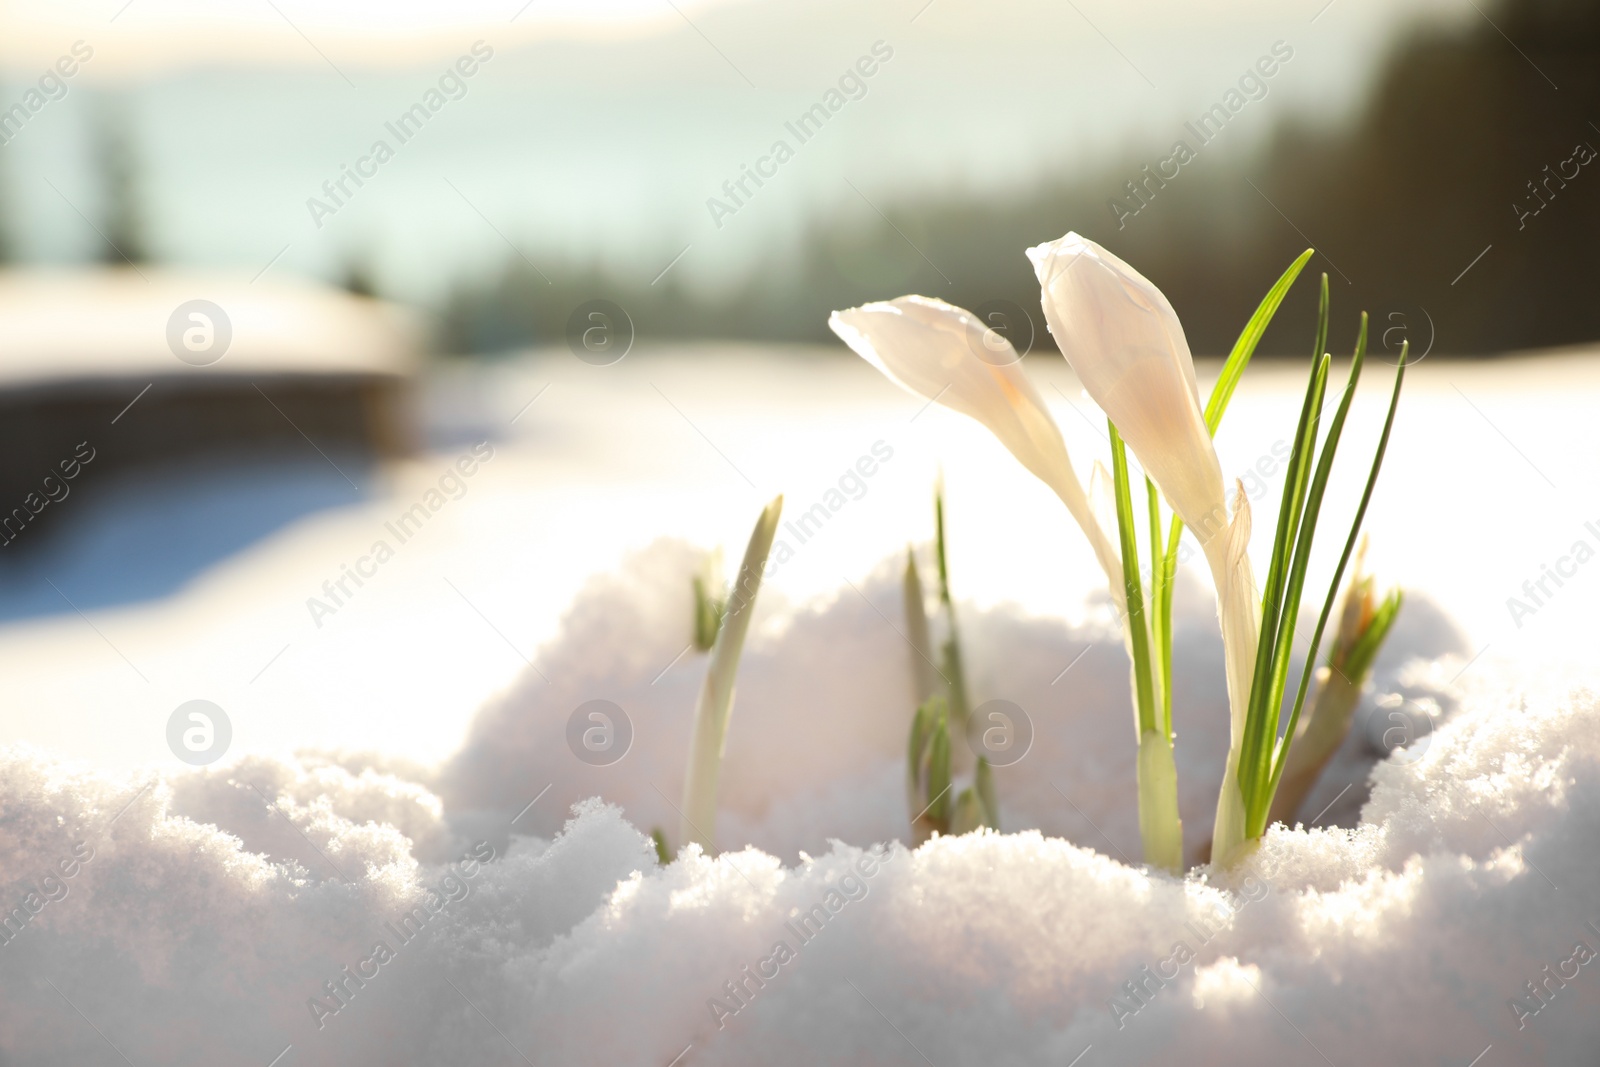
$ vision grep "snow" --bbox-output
[3,678,1599,1064]
[4,532,1596,1064]
[441,539,1467,866]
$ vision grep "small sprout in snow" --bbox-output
[902,546,938,708]
[692,549,726,652]
[904,494,999,846]
[651,827,674,865]
[679,496,784,855]
[951,758,999,835]
[1267,543,1402,827]
[933,479,972,741]
[908,695,953,846]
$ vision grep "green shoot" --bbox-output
[951,791,983,835]
[951,757,999,835]
[904,486,1000,843]
[691,549,726,652]
[651,828,673,866]
[1267,551,1402,826]
[908,695,932,816]
[1335,581,1404,683]
[1229,294,1409,846]
[679,495,784,854]
[933,479,971,737]
[1109,421,1182,871]
[928,712,951,826]
[974,756,998,831]
[1108,424,1159,738]
[903,547,939,708]
[1203,248,1319,434]
[1146,478,1170,738]
[908,695,952,845]
[910,696,998,840]
[1262,342,1408,822]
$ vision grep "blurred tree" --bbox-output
[94,100,148,266]
[440,0,1598,357]
[0,150,14,264]
[342,252,379,298]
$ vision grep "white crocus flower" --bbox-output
[1028,232,1262,865]
[829,296,1122,593]
[834,294,1198,868]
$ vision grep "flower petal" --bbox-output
[1027,232,1226,545]
[1209,481,1261,864]
[830,295,1121,587]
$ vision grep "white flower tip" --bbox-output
[828,303,899,360]
[1027,231,1170,324]
[830,295,1023,369]
[827,304,877,343]
[1025,231,1099,279]
[1025,229,1090,260]
[832,294,957,320]
[831,296,951,342]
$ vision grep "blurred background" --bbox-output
[0,0,1595,772]
[1,0,1594,353]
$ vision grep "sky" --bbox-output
[0,0,1480,302]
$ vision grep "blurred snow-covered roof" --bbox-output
[0,268,420,391]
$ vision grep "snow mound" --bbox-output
[441,538,1467,862]
[3,685,1599,1064]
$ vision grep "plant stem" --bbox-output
[1146,478,1171,738]
[934,481,971,740]
[1109,425,1157,737]
[1110,422,1181,870]
[680,495,784,853]
[902,547,938,707]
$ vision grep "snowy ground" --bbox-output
[3,345,1600,1064]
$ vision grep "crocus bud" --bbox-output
[1026,232,1228,549]
[829,295,1121,589]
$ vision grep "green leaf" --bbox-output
[1241,351,1330,805]
[1264,341,1409,816]
[975,756,999,831]
[680,495,784,853]
[934,477,953,608]
[651,828,673,866]
[692,574,724,652]
[908,699,929,794]
[908,695,943,794]
[1202,248,1316,434]
[1146,477,1170,736]
[1313,272,1331,366]
[928,711,952,831]
[902,547,938,707]
[1252,315,1371,827]
[934,481,971,732]
[1109,422,1158,736]
[951,787,983,835]
[1341,588,1403,680]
